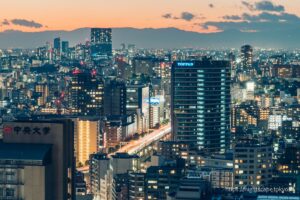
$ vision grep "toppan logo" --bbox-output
[177,62,194,67]
[3,126,51,135]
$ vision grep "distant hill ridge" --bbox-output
[0,27,299,49]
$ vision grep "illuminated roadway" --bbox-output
[116,124,171,154]
[77,124,171,172]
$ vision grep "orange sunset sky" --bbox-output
[0,0,299,33]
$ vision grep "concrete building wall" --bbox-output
[24,166,47,200]
[3,120,75,200]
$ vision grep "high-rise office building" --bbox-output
[89,153,139,200]
[240,44,253,74]
[89,153,110,199]
[0,143,53,199]
[126,84,150,133]
[2,119,75,200]
[149,104,160,128]
[74,118,99,166]
[233,138,273,188]
[54,37,61,51]
[54,37,61,61]
[90,28,112,60]
[69,70,104,116]
[35,83,49,106]
[128,172,145,200]
[102,120,123,149]
[231,101,259,130]
[110,153,140,200]
[62,41,69,53]
[171,59,231,153]
[113,173,129,200]
[145,165,184,200]
[100,115,135,149]
[104,79,127,116]
[110,153,140,174]
[278,142,300,175]
[75,171,87,195]
[126,85,149,114]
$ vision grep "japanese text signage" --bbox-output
[3,126,51,135]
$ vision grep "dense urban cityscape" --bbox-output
[0,26,299,200]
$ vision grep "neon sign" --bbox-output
[145,97,160,105]
[177,62,194,67]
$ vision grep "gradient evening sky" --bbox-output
[1,0,299,33]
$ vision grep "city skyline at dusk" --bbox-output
[0,1,300,199]
[1,0,300,33]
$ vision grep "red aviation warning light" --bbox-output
[91,69,97,76]
[80,60,85,66]
[72,69,81,75]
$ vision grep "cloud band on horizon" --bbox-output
[0,19,44,28]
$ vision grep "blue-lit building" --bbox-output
[90,28,112,61]
[62,41,69,53]
[54,37,61,51]
[53,37,61,61]
[171,59,231,153]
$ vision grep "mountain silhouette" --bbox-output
[0,27,299,49]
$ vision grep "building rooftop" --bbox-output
[0,142,52,165]
[111,152,139,159]
[90,153,109,160]
[234,138,272,148]
[76,194,93,200]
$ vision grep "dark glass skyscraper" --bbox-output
[69,70,104,116]
[104,79,127,116]
[54,37,61,61]
[90,28,112,60]
[54,37,61,51]
[171,59,231,153]
[61,41,69,53]
[240,44,253,73]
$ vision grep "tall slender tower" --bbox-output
[240,44,253,75]
[53,37,61,61]
[171,59,231,153]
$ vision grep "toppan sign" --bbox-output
[3,126,51,135]
[177,62,194,67]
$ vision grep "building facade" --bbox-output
[90,28,112,61]
[74,118,99,166]
[233,138,273,188]
[2,119,75,200]
[171,59,231,153]
[69,70,104,116]
[104,79,127,116]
